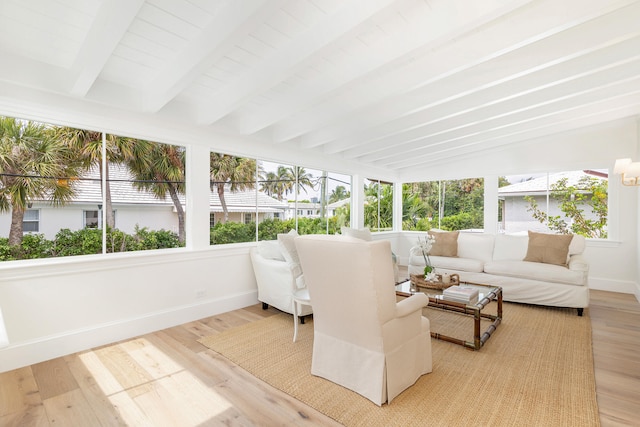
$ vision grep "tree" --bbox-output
[259,166,292,201]
[289,166,314,196]
[329,185,350,203]
[210,153,256,223]
[54,127,144,228]
[525,176,608,238]
[401,184,429,230]
[127,141,187,243]
[364,181,393,231]
[0,117,81,246]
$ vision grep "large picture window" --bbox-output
[0,115,185,261]
[403,178,484,231]
[499,170,608,238]
[210,156,351,244]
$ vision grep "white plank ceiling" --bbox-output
[0,0,639,175]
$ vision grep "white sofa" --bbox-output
[408,232,590,315]
[249,239,313,319]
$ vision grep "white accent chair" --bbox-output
[249,239,313,319]
[295,234,432,406]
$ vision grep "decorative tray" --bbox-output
[409,273,459,290]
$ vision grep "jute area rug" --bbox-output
[199,303,599,427]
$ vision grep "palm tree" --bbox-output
[0,117,81,246]
[329,185,349,203]
[127,141,186,243]
[53,127,142,229]
[289,166,315,196]
[260,171,279,199]
[210,153,256,223]
[260,166,292,201]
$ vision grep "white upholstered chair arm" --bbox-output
[396,293,428,318]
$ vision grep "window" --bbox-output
[208,156,351,244]
[23,209,39,232]
[403,178,484,231]
[106,138,185,251]
[0,115,185,260]
[84,209,116,229]
[84,210,99,228]
[365,179,393,232]
[209,213,215,228]
[210,152,259,245]
[499,170,607,238]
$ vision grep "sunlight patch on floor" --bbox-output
[79,337,233,425]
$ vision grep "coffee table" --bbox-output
[396,280,502,350]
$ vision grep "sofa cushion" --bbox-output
[257,240,286,261]
[341,226,373,241]
[523,231,573,266]
[457,233,495,263]
[493,234,529,261]
[428,230,459,257]
[484,260,585,286]
[278,230,305,288]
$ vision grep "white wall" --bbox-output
[0,246,258,372]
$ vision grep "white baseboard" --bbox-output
[0,291,258,373]
[588,276,638,295]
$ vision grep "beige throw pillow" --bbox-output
[428,230,459,257]
[523,231,573,266]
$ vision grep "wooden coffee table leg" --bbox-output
[473,310,481,350]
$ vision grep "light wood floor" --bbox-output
[1,289,638,426]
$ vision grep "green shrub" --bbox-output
[210,221,256,245]
[53,228,102,256]
[131,226,182,250]
[257,218,292,241]
[439,212,482,231]
[20,233,53,259]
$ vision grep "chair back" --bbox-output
[295,234,396,349]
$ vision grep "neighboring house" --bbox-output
[284,197,350,220]
[498,170,607,234]
[209,189,288,226]
[0,164,288,240]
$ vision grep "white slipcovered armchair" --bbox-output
[295,234,432,406]
[249,238,313,319]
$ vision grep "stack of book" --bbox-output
[443,285,479,305]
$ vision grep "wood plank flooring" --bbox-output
[1,290,639,426]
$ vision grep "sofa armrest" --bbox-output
[396,293,428,318]
[568,254,589,273]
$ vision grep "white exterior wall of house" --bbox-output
[110,204,179,235]
[0,113,638,373]
[11,203,179,240]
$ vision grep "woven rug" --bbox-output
[198,303,599,427]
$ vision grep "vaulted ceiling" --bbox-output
[1,0,639,177]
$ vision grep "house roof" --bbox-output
[0,1,638,176]
[43,164,288,212]
[498,170,608,197]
